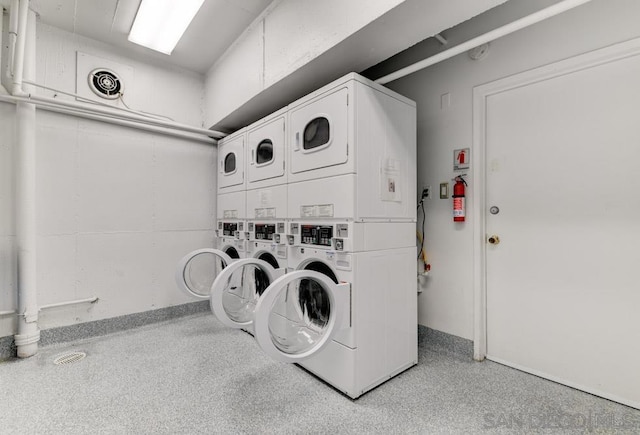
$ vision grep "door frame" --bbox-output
[471,36,640,361]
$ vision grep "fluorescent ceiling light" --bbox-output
[128,0,205,55]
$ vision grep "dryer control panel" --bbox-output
[301,225,333,246]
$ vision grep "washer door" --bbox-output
[253,270,349,363]
[175,249,234,299]
[210,258,284,329]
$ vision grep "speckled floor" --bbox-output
[1,313,638,434]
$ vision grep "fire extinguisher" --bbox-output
[453,175,467,222]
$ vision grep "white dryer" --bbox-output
[217,127,246,196]
[287,73,416,221]
[246,107,287,194]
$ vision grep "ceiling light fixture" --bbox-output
[128,0,205,55]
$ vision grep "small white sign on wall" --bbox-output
[454,148,470,171]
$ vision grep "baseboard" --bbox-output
[0,300,209,360]
[1,309,473,362]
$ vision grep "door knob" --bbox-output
[488,235,500,245]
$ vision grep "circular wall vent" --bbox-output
[88,68,122,100]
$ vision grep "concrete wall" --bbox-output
[0,22,215,338]
[379,0,640,340]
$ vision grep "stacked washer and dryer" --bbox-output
[176,73,417,399]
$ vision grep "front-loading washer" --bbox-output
[246,220,288,270]
[206,219,417,399]
[287,73,416,222]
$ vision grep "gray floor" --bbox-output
[1,313,638,434]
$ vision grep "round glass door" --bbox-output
[175,249,234,299]
[253,270,347,363]
[210,258,282,329]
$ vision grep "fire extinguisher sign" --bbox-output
[453,148,470,171]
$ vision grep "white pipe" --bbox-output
[375,0,595,84]
[32,102,215,143]
[23,79,175,122]
[0,310,16,317]
[0,4,6,94]
[40,297,99,311]
[6,0,19,83]
[14,5,38,358]
[9,92,225,139]
[10,0,27,95]
[434,33,448,46]
[0,94,214,143]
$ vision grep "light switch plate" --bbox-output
[440,183,449,199]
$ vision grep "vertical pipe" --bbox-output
[0,3,5,94]
[10,0,27,95]
[4,0,19,86]
[14,6,38,358]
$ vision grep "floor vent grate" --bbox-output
[53,351,86,365]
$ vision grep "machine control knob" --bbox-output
[334,239,344,251]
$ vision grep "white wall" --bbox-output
[0,22,215,338]
[204,0,403,127]
[383,0,640,340]
[204,0,509,130]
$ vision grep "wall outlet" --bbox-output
[421,186,431,200]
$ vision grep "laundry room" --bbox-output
[1,0,639,433]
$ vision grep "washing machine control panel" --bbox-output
[222,222,238,236]
[255,224,276,240]
[301,225,333,246]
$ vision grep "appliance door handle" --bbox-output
[294,132,300,151]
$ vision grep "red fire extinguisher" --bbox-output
[453,175,467,222]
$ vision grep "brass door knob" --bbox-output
[488,235,500,245]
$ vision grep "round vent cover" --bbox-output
[88,68,122,100]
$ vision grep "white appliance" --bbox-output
[287,73,416,221]
[246,220,288,269]
[207,220,417,398]
[176,72,417,399]
[245,107,288,270]
[217,127,249,261]
[246,107,287,193]
[217,128,246,196]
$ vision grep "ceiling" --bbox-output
[29,0,273,74]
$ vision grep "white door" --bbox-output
[484,48,640,408]
[218,135,244,190]
[253,270,349,362]
[209,258,283,329]
[247,116,285,184]
[289,87,349,174]
[175,249,234,299]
